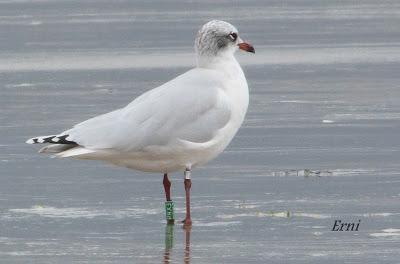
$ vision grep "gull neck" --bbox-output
[196,52,240,72]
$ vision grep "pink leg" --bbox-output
[163,173,174,224]
[182,169,192,226]
[163,173,172,201]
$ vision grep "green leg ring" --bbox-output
[165,201,175,224]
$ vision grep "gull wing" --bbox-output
[63,68,232,151]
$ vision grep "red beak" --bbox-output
[238,42,255,53]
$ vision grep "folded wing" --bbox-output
[63,68,232,152]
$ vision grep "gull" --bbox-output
[26,20,254,226]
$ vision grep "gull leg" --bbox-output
[163,173,172,201]
[181,169,192,227]
[163,173,174,224]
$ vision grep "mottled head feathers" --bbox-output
[195,20,240,58]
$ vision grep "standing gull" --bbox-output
[26,20,255,226]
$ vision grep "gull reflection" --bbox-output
[184,226,191,264]
[164,224,174,263]
[163,224,191,263]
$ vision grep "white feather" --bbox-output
[55,147,96,158]
[39,144,75,153]
[26,138,35,144]
[64,68,231,151]
[29,20,251,173]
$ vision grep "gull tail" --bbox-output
[26,134,79,155]
[38,144,77,154]
[54,147,96,158]
[26,134,97,158]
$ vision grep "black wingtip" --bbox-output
[26,134,77,145]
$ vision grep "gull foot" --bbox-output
[181,218,192,227]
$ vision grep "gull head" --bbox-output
[195,20,255,62]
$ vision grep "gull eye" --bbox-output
[228,32,237,41]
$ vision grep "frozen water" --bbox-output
[1,0,400,263]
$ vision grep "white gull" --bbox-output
[26,20,255,226]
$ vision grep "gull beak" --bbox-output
[238,41,255,53]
